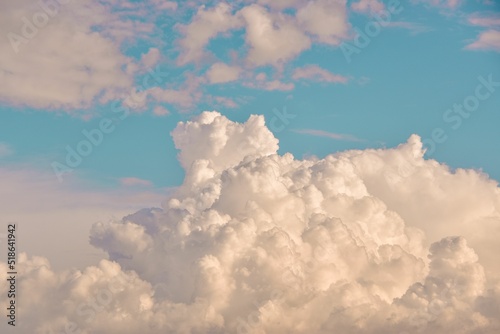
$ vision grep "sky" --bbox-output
[0,0,499,189]
[1,0,500,333]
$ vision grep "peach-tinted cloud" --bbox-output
[351,0,385,14]
[120,177,153,187]
[292,128,362,141]
[3,113,500,333]
[292,65,348,84]
[466,29,500,51]
[206,63,241,84]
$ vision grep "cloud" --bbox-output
[244,73,295,91]
[256,0,302,10]
[175,1,350,68]
[351,0,385,14]
[171,111,278,171]
[240,4,311,66]
[255,80,295,91]
[152,105,171,116]
[296,0,350,45]
[149,0,178,11]
[0,166,167,271]
[468,14,500,27]
[0,0,149,111]
[176,3,242,65]
[387,21,433,35]
[140,48,161,68]
[146,73,206,110]
[3,113,500,333]
[120,177,153,187]
[292,65,348,83]
[206,63,241,84]
[292,128,363,141]
[0,1,362,114]
[466,30,500,51]
[214,96,239,108]
[414,0,462,8]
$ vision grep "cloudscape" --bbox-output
[1,0,499,333]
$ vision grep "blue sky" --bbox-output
[0,0,499,190]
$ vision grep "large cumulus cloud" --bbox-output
[2,112,500,333]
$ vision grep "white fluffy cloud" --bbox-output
[240,4,311,66]
[0,0,148,111]
[206,63,242,84]
[176,3,243,65]
[296,0,350,45]
[2,112,500,333]
[176,1,351,67]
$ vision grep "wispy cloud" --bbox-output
[120,177,153,187]
[0,142,13,157]
[292,129,363,142]
[387,21,433,35]
[468,14,500,27]
[292,65,348,84]
[351,0,385,15]
[465,29,500,51]
[414,0,462,9]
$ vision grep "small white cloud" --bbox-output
[140,48,161,68]
[147,74,206,110]
[206,63,241,84]
[466,14,500,52]
[296,0,350,45]
[153,105,171,116]
[466,29,500,51]
[255,72,267,81]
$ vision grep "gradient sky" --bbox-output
[1,0,499,190]
[2,1,500,332]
